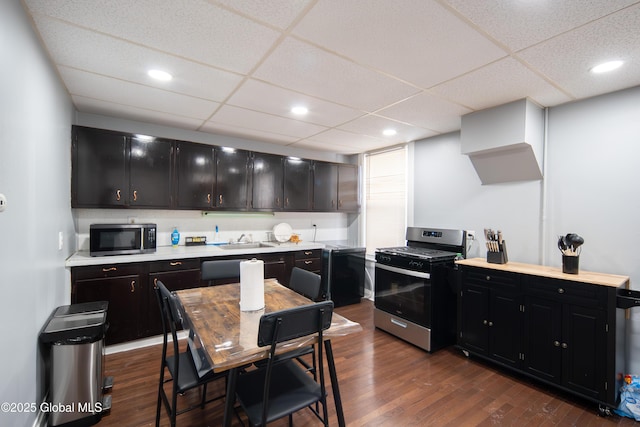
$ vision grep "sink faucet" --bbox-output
[236,233,246,243]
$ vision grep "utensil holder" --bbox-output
[487,241,508,264]
[562,255,579,274]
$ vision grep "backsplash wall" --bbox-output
[73,209,349,250]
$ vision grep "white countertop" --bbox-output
[65,241,325,268]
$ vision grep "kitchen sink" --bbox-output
[218,242,271,250]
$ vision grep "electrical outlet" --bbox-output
[0,193,6,212]
[58,231,64,251]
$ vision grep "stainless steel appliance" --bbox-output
[90,223,156,256]
[321,243,366,307]
[374,227,467,352]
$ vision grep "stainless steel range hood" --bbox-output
[461,99,544,185]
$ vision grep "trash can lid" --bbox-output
[40,308,107,344]
[53,301,108,317]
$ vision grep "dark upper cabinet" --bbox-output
[72,126,128,207]
[338,164,359,212]
[216,148,250,209]
[176,141,215,209]
[72,126,173,209]
[284,158,312,211]
[129,135,173,208]
[313,161,338,211]
[251,153,283,210]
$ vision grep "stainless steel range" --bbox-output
[374,227,468,352]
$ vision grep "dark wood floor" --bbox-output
[99,299,636,426]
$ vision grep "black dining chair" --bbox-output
[201,259,243,285]
[154,279,227,427]
[289,267,321,301]
[234,301,334,426]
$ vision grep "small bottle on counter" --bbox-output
[171,227,180,247]
[454,252,464,261]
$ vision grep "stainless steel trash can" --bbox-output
[40,302,111,427]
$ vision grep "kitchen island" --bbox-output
[455,257,629,414]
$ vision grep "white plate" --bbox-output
[273,223,293,242]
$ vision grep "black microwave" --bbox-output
[90,223,157,256]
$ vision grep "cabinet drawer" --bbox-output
[523,276,605,307]
[295,258,321,271]
[72,263,144,280]
[148,259,200,272]
[463,267,520,293]
[295,249,321,260]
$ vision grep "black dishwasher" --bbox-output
[321,243,365,307]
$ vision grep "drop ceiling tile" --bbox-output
[304,129,390,153]
[430,57,572,110]
[72,95,206,130]
[227,79,365,127]
[200,121,298,145]
[32,15,243,102]
[24,0,280,73]
[338,115,437,143]
[291,139,365,154]
[253,37,421,111]
[376,93,473,133]
[60,66,219,120]
[444,0,638,52]
[209,105,327,139]
[518,5,640,99]
[214,0,313,29]
[292,0,507,89]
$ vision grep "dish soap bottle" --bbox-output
[171,227,180,247]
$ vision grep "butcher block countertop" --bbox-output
[456,257,629,288]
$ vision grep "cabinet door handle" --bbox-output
[554,341,561,347]
[133,190,138,201]
[219,194,223,205]
[276,197,280,207]
[557,288,565,294]
[170,261,182,266]
[285,197,289,207]
[338,199,342,208]
[304,251,313,255]
[116,189,121,201]
[304,260,313,265]
[130,280,136,293]
[486,275,491,281]
[488,321,493,327]
[483,320,488,325]
[153,278,158,288]
[207,193,211,204]
[331,199,335,207]
[561,342,568,349]
[102,267,117,272]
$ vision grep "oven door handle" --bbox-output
[376,263,431,279]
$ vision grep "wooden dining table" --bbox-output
[175,278,362,427]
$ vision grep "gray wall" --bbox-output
[413,86,640,372]
[0,1,76,426]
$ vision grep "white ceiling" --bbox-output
[23,0,640,154]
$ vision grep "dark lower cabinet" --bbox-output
[146,259,201,337]
[71,264,144,345]
[458,268,521,369]
[457,261,625,411]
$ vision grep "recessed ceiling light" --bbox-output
[291,106,308,115]
[383,128,397,136]
[590,60,624,74]
[147,69,173,81]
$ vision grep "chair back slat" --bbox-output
[200,259,243,282]
[257,301,333,347]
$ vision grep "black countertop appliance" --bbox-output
[320,241,365,307]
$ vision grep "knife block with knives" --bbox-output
[485,228,508,264]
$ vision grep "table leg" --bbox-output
[223,367,238,427]
[324,340,345,427]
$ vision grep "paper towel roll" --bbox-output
[240,258,264,311]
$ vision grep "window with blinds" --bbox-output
[364,146,407,255]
